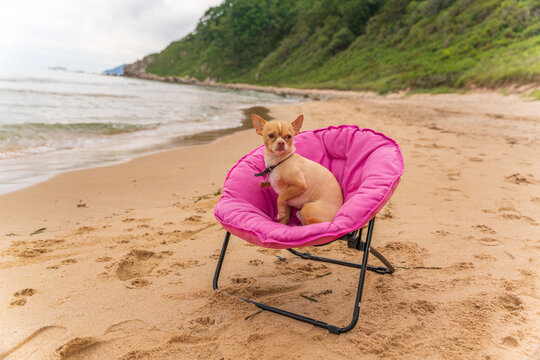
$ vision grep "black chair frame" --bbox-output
[212,218,394,334]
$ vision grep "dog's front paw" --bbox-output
[277,206,291,225]
[276,206,290,224]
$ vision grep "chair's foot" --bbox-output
[369,246,395,274]
[212,218,389,334]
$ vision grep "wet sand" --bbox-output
[166,106,274,148]
[0,92,539,359]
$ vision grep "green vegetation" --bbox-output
[145,0,540,93]
[528,89,540,100]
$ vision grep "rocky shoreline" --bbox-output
[123,55,376,101]
[124,56,539,101]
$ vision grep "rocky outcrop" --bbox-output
[123,55,156,78]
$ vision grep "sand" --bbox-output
[1,91,539,359]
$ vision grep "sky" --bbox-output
[0,0,223,75]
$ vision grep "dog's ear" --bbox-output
[291,114,303,135]
[251,114,266,136]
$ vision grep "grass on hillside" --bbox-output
[145,0,540,93]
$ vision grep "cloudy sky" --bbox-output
[0,0,223,75]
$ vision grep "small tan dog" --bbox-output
[252,114,343,225]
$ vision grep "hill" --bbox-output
[125,0,540,93]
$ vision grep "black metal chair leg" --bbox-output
[340,217,375,333]
[212,218,392,334]
[213,231,230,290]
[286,248,392,275]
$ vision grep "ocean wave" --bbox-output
[0,122,161,159]
[0,70,296,193]
[0,77,59,84]
[0,74,145,88]
[0,88,139,99]
[0,122,159,140]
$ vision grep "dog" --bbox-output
[251,113,343,225]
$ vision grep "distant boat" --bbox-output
[103,64,125,76]
[48,66,67,71]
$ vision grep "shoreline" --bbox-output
[123,72,380,101]
[0,105,275,197]
[0,124,262,234]
[0,105,279,234]
[1,90,539,233]
[1,91,538,359]
[123,66,540,100]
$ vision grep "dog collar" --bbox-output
[255,154,294,177]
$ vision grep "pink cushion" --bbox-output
[214,125,404,249]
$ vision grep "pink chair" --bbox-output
[214,125,404,334]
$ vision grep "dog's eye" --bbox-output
[268,134,275,139]
[285,135,291,140]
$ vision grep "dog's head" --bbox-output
[251,114,303,155]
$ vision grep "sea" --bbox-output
[0,70,298,194]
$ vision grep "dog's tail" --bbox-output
[306,217,323,225]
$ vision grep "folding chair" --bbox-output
[213,125,404,334]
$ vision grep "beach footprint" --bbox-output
[447,170,461,181]
[472,224,496,234]
[504,173,538,185]
[231,276,255,284]
[122,217,153,223]
[53,320,154,360]
[55,337,102,360]
[498,206,522,220]
[477,238,502,247]
[126,278,151,289]
[170,259,202,269]
[497,206,537,224]
[434,187,468,200]
[228,284,301,298]
[473,253,496,261]
[116,249,161,281]
[9,288,37,307]
[187,316,216,331]
[46,258,77,269]
[183,215,202,222]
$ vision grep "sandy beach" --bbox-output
[1,91,539,359]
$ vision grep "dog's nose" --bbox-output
[277,140,285,146]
